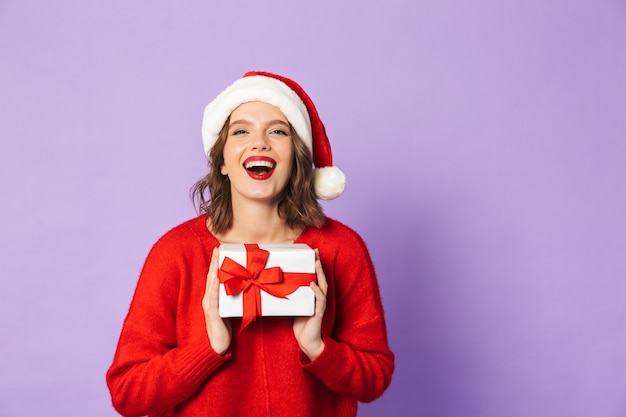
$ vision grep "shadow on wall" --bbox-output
[355,196,475,417]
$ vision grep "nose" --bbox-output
[250,132,270,151]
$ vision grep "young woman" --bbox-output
[106,71,394,417]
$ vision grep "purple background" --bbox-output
[1,1,625,416]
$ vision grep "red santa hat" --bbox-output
[201,71,346,200]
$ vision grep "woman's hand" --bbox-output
[202,248,232,355]
[293,249,328,361]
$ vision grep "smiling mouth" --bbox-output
[243,157,276,180]
[244,159,275,174]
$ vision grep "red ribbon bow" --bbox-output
[218,244,316,330]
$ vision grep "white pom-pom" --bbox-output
[314,166,346,200]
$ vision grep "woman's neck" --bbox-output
[211,198,302,244]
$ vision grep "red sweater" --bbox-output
[106,215,394,417]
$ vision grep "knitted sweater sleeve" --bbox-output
[301,224,394,402]
[106,230,229,417]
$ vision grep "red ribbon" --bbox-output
[218,244,316,330]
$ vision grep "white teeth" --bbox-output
[244,160,275,169]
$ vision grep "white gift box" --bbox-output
[218,243,316,319]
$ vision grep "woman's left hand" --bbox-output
[293,249,328,361]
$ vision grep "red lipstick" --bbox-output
[243,156,276,180]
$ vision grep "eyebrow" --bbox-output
[229,119,290,127]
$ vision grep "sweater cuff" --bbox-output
[299,335,344,378]
[176,338,231,386]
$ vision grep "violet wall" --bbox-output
[1,0,625,416]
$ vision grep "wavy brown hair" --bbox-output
[191,117,325,235]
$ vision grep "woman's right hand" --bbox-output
[202,248,232,355]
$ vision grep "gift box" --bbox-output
[218,243,316,329]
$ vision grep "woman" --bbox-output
[106,71,394,417]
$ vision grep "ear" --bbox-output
[220,164,228,175]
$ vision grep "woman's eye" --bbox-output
[270,129,288,135]
[231,129,246,135]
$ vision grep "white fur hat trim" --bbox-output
[201,76,312,157]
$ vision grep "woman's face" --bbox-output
[221,101,294,205]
